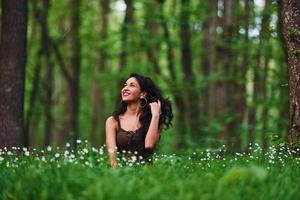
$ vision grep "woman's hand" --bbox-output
[149,100,161,117]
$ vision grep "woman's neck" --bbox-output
[125,102,141,117]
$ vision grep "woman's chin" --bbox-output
[122,98,137,103]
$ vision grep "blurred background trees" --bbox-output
[1,0,297,153]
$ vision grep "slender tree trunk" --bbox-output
[145,1,161,75]
[217,0,239,147]
[40,0,54,147]
[241,0,251,151]
[276,0,289,137]
[58,0,81,147]
[201,0,217,121]
[0,0,27,148]
[180,0,200,135]
[114,0,134,109]
[261,57,270,149]
[89,0,110,146]
[24,0,41,148]
[281,0,300,145]
[118,0,134,71]
[248,0,272,149]
[158,0,186,149]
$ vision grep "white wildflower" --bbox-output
[47,146,52,152]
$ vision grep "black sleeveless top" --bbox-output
[115,116,159,161]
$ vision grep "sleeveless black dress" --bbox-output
[115,116,160,161]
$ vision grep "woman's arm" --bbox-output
[144,114,161,150]
[145,100,162,150]
[105,116,119,168]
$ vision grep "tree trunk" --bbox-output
[144,1,161,75]
[118,0,134,71]
[0,0,27,148]
[24,0,41,148]
[180,0,200,135]
[40,0,54,147]
[89,0,110,146]
[276,0,289,138]
[57,0,81,147]
[201,0,217,121]
[241,0,251,151]
[248,0,272,149]
[281,0,300,145]
[217,0,239,147]
[158,0,187,149]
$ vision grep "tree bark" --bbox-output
[57,0,81,147]
[157,0,187,149]
[0,0,27,148]
[216,0,239,147]
[89,0,110,146]
[281,0,300,145]
[180,0,200,135]
[118,0,134,71]
[145,1,161,75]
[201,0,217,121]
[40,0,54,147]
[248,0,272,149]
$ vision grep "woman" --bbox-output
[105,73,173,167]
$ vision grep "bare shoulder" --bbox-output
[106,116,117,128]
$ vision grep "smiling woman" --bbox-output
[105,73,173,168]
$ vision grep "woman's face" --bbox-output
[121,77,145,102]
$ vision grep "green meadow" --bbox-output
[1,141,299,200]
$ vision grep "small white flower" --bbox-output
[76,140,81,144]
[55,153,60,158]
[64,151,69,156]
[131,156,137,162]
[24,151,30,156]
[66,143,70,147]
[47,146,52,152]
[83,148,88,154]
[0,157,4,161]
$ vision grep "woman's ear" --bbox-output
[141,92,147,98]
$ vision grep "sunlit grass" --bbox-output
[0,140,300,200]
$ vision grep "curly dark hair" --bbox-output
[113,73,173,137]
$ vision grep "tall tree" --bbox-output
[0,0,28,148]
[57,0,81,147]
[180,0,200,135]
[281,0,300,145]
[144,1,161,75]
[118,0,134,71]
[242,0,251,150]
[248,0,272,149]
[24,0,42,147]
[201,0,217,121]
[158,0,187,149]
[40,0,54,147]
[216,0,240,148]
[90,0,110,145]
[276,0,289,137]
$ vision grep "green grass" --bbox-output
[0,141,300,200]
